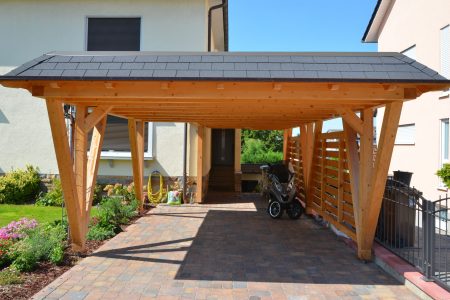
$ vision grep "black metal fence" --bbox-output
[375,178,450,289]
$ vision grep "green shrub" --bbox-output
[437,164,450,189]
[87,197,138,241]
[0,165,41,204]
[36,178,63,207]
[87,224,116,241]
[241,138,283,164]
[103,183,136,203]
[92,184,103,206]
[0,267,23,285]
[10,224,67,271]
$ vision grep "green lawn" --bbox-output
[0,204,98,227]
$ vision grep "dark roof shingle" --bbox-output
[2,51,449,83]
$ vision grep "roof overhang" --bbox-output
[362,0,395,43]
[1,51,449,130]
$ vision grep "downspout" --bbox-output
[207,0,228,52]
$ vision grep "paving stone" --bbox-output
[32,195,418,300]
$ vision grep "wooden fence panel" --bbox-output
[286,131,357,240]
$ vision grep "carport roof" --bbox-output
[2,51,449,83]
[1,51,449,129]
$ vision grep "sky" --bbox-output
[228,0,379,132]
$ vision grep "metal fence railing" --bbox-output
[375,178,450,289]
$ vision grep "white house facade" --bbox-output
[0,0,226,181]
[364,0,450,200]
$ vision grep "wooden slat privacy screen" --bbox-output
[287,132,356,240]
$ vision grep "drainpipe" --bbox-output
[208,0,228,52]
[183,123,188,203]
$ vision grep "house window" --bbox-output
[87,18,141,51]
[87,17,152,159]
[441,25,450,95]
[402,45,416,60]
[395,124,415,145]
[440,119,449,188]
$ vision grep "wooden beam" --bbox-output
[37,81,406,101]
[84,106,112,132]
[86,116,107,221]
[299,123,315,190]
[128,119,145,212]
[196,126,204,203]
[343,121,362,256]
[74,105,88,228]
[234,129,241,173]
[283,129,292,161]
[360,102,403,260]
[305,121,323,209]
[45,99,84,251]
[357,108,374,260]
[337,108,363,135]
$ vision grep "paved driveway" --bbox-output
[33,194,417,299]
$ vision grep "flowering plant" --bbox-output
[0,239,13,267]
[0,218,38,240]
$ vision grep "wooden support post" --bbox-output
[128,119,145,212]
[46,99,84,251]
[196,126,204,203]
[343,121,362,250]
[359,102,403,259]
[74,105,88,228]
[234,129,242,193]
[357,108,374,259]
[283,129,292,161]
[304,121,322,211]
[86,116,107,220]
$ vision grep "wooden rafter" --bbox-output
[337,108,363,135]
[84,106,112,132]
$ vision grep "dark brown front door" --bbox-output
[209,129,235,191]
[212,129,235,166]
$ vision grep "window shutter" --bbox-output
[441,25,450,79]
[87,18,141,51]
[395,124,415,145]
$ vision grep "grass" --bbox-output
[0,204,99,227]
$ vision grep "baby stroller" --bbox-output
[260,161,304,219]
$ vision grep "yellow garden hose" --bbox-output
[147,171,166,204]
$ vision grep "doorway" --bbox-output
[209,129,235,191]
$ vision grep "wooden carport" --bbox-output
[1,51,449,260]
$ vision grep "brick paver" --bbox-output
[33,194,418,299]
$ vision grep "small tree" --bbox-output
[437,164,450,188]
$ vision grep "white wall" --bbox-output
[0,0,208,177]
[376,0,450,200]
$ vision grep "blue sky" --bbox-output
[229,0,378,52]
[229,0,378,132]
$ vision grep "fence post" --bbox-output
[422,199,436,281]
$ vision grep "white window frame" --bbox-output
[439,118,449,189]
[394,123,415,145]
[100,122,154,160]
[440,25,450,98]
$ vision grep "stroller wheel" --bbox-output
[268,200,283,219]
[287,198,304,220]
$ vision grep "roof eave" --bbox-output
[362,0,394,43]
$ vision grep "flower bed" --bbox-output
[0,182,149,299]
